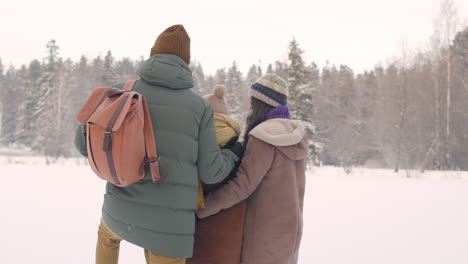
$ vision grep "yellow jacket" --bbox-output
[196,113,241,208]
[214,113,242,147]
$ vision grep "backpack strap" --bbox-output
[123,80,137,91]
[100,80,136,185]
[102,93,131,185]
[124,79,162,182]
[142,96,162,183]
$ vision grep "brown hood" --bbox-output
[250,119,308,161]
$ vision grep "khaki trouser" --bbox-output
[96,219,186,264]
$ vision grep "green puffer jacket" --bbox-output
[73,54,239,258]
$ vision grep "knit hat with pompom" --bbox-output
[204,84,228,115]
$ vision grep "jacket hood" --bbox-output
[214,113,241,147]
[137,54,194,90]
[250,119,308,160]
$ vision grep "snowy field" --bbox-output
[1,156,468,264]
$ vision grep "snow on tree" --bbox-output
[432,0,460,169]
[266,64,274,74]
[450,27,468,167]
[287,38,319,162]
[287,38,310,118]
[13,65,31,146]
[205,75,216,94]
[9,60,42,147]
[71,56,93,109]
[57,58,77,156]
[0,66,22,145]
[0,23,467,169]
[190,60,207,95]
[33,39,73,158]
[91,56,105,87]
[33,40,57,155]
[103,50,117,86]
[0,58,3,140]
[273,60,288,80]
[245,64,262,86]
[225,62,247,121]
[214,68,227,85]
[115,57,138,81]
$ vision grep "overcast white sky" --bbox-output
[1,0,467,75]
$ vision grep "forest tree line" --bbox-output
[1,2,467,170]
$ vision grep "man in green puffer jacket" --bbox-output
[73,25,243,264]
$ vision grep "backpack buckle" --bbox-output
[103,131,113,151]
[145,156,160,164]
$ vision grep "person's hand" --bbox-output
[228,142,245,160]
[224,136,239,149]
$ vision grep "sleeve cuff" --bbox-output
[222,148,239,162]
[195,195,218,219]
[196,207,213,219]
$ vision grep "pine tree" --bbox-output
[450,27,468,167]
[0,59,3,81]
[0,32,466,168]
[115,57,137,81]
[103,50,117,85]
[135,56,145,69]
[190,61,207,95]
[13,65,29,145]
[205,75,216,93]
[266,64,274,74]
[287,38,319,162]
[0,66,21,145]
[72,56,93,106]
[16,60,42,146]
[245,64,262,86]
[92,56,105,87]
[273,61,288,79]
[34,39,62,157]
[214,68,227,85]
[226,62,247,120]
[287,39,310,119]
[55,58,75,157]
[0,58,4,143]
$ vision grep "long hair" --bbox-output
[243,87,287,146]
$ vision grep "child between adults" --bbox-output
[188,84,247,264]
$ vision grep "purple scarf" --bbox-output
[266,105,291,120]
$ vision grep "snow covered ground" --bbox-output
[1,157,468,264]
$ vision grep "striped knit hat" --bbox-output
[249,74,288,107]
[150,24,191,65]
